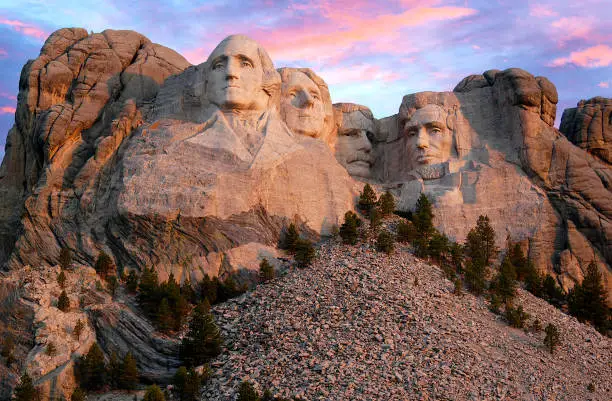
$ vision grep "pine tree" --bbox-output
[95,251,114,279]
[542,275,565,307]
[465,215,496,266]
[1,336,15,367]
[505,305,530,328]
[449,242,464,272]
[143,384,165,401]
[58,290,70,312]
[157,298,173,333]
[14,372,37,401]
[358,184,377,214]
[46,342,57,356]
[60,247,72,270]
[396,219,416,243]
[126,270,139,293]
[283,223,300,253]
[544,323,560,354]
[138,267,160,314]
[199,275,218,304]
[57,270,67,288]
[413,193,434,239]
[173,366,201,401]
[428,231,449,262]
[73,319,85,341]
[120,352,139,390]
[376,230,394,254]
[107,275,118,297]
[71,388,86,401]
[294,238,315,268]
[464,259,486,295]
[180,301,222,367]
[339,211,361,245]
[492,257,517,304]
[508,243,529,280]
[76,343,107,391]
[369,207,382,233]
[259,258,275,282]
[378,191,395,216]
[109,352,122,389]
[237,381,260,401]
[568,261,610,331]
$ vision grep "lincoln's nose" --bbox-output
[416,127,429,148]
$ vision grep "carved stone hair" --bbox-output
[333,102,374,128]
[206,35,281,109]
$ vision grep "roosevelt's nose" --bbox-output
[359,131,372,152]
[416,127,429,148]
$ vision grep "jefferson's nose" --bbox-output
[416,127,429,148]
[300,91,315,108]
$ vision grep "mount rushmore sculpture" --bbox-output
[0,29,610,300]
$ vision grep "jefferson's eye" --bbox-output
[311,92,320,100]
[407,129,417,137]
[431,127,441,134]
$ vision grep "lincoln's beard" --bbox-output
[414,163,447,180]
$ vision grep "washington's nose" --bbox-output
[225,59,239,80]
[416,128,429,148]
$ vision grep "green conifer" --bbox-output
[180,301,222,367]
[59,247,72,270]
[358,184,377,214]
[143,384,165,401]
[376,230,395,254]
[120,352,139,390]
[339,211,361,245]
[95,251,114,278]
[294,239,315,267]
[57,270,67,288]
[378,191,395,216]
[544,323,560,354]
[237,381,260,401]
[14,372,37,401]
[284,223,300,253]
[58,290,70,312]
[259,258,275,282]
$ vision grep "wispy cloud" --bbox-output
[529,4,559,18]
[0,106,16,114]
[551,17,594,43]
[0,92,16,101]
[598,81,610,88]
[0,48,7,56]
[549,44,612,68]
[318,63,401,85]
[0,17,47,40]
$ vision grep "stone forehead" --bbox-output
[405,104,447,126]
[283,70,320,91]
[207,35,262,63]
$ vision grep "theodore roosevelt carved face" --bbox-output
[334,103,375,179]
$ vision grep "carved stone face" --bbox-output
[335,111,374,178]
[206,36,267,111]
[404,104,452,171]
[280,71,325,137]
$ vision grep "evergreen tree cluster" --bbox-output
[13,372,40,401]
[236,381,298,401]
[180,300,223,368]
[282,223,316,267]
[173,366,206,401]
[75,343,139,392]
[138,269,190,333]
[339,211,361,245]
[568,261,611,334]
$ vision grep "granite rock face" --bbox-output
[560,97,612,164]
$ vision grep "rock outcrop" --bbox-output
[560,97,612,164]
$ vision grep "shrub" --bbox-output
[587,382,595,393]
[294,238,316,267]
[60,247,72,270]
[396,219,416,243]
[530,319,542,333]
[259,258,275,282]
[46,342,57,357]
[57,270,66,288]
[120,352,139,390]
[217,275,245,302]
[237,381,260,401]
[143,384,165,401]
[376,230,395,254]
[428,232,449,262]
[14,372,37,401]
[107,275,118,297]
[358,184,377,214]
[505,305,530,328]
[283,223,299,253]
[378,191,395,216]
[71,388,86,401]
[180,301,222,367]
[544,323,560,354]
[339,211,361,245]
[542,275,565,308]
[95,251,114,278]
[58,290,70,312]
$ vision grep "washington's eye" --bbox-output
[407,129,417,137]
[212,61,224,70]
[431,127,441,134]
[241,60,253,68]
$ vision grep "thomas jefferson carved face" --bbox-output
[206,36,268,112]
[280,70,325,137]
[404,104,452,171]
[335,110,374,178]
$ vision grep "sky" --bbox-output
[0,0,611,160]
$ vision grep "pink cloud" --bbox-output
[319,64,401,85]
[598,81,609,88]
[0,106,16,114]
[551,17,593,42]
[0,18,47,40]
[529,4,559,18]
[549,45,612,68]
[181,6,477,65]
[0,92,16,101]
[0,48,6,56]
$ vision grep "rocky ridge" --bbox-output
[204,240,611,401]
